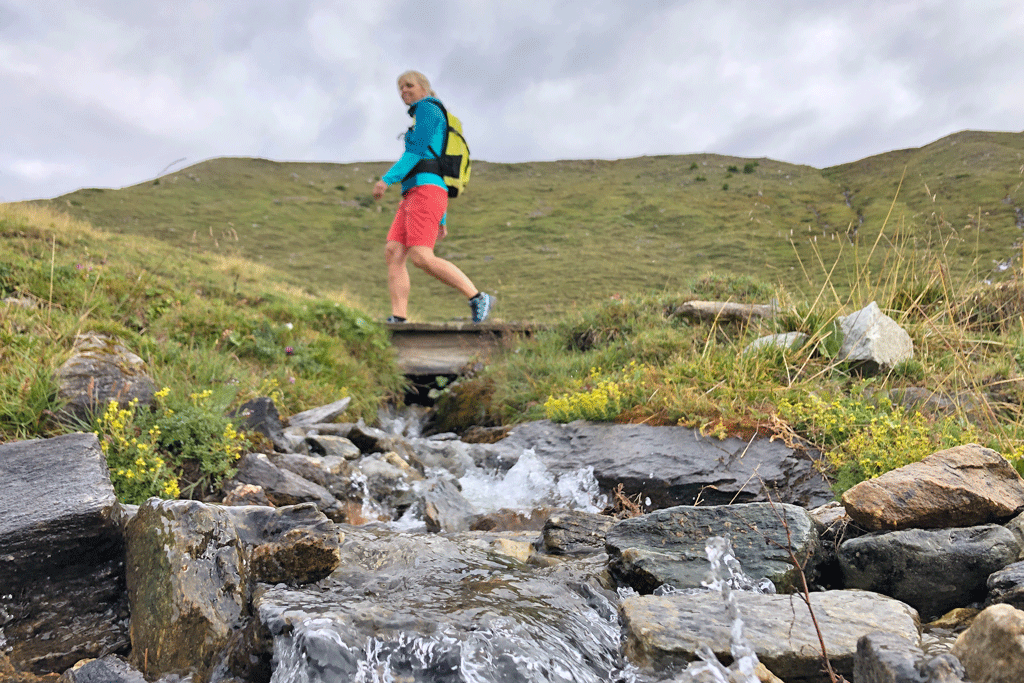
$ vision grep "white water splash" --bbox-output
[458,448,607,514]
[678,537,762,683]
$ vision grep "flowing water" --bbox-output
[260,411,766,682]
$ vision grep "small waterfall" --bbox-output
[677,537,762,683]
[458,448,607,515]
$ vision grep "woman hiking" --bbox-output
[372,70,492,324]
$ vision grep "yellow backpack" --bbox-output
[409,100,471,197]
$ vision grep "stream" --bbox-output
[255,411,738,682]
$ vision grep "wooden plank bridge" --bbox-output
[385,321,538,375]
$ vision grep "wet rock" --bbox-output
[472,507,555,533]
[233,397,289,453]
[854,631,966,683]
[227,503,342,586]
[620,589,919,682]
[841,444,1024,530]
[986,561,1024,609]
[489,420,834,510]
[125,500,246,682]
[353,452,424,516]
[838,301,914,372]
[417,476,478,532]
[1005,512,1024,559]
[222,482,273,506]
[270,452,355,499]
[839,524,1020,620]
[54,332,156,423]
[0,433,129,676]
[950,603,1024,683]
[405,438,476,477]
[57,655,147,682]
[232,452,347,520]
[606,503,823,593]
[346,420,426,471]
[304,433,361,459]
[124,499,339,682]
[286,397,351,428]
[541,509,617,555]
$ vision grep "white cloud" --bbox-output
[1,0,1023,201]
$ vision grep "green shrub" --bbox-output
[93,387,251,503]
[776,393,980,494]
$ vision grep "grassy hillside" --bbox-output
[39,130,1024,323]
[4,131,1024,502]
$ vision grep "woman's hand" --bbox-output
[438,223,448,240]
[373,180,387,200]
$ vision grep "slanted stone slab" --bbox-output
[0,433,129,675]
[620,590,919,683]
[842,443,1024,530]
[287,397,351,428]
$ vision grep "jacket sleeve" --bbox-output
[381,101,445,185]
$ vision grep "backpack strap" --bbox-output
[404,99,450,180]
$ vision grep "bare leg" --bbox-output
[385,241,411,318]
[407,245,478,298]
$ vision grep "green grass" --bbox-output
[36,131,1024,323]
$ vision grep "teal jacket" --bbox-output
[382,96,448,196]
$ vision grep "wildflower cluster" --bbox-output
[92,387,251,504]
[776,393,979,493]
[95,398,180,503]
[544,366,625,423]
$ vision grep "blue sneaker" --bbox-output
[385,316,406,324]
[469,292,493,323]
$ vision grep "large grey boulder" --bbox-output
[606,503,824,593]
[54,332,156,423]
[840,524,1020,620]
[124,499,340,682]
[0,433,129,676]
[842,443,1024,531]
[488,420,834,510]
[838,301,914,371]
[620,590,920,682]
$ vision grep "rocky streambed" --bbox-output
[3,401,1024,682]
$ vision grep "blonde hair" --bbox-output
[397,70,437,98]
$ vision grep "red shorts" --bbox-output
[387,184,448,248]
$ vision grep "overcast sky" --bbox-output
[2,0,1022,203]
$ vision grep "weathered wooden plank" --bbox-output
[385,322,537,375]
